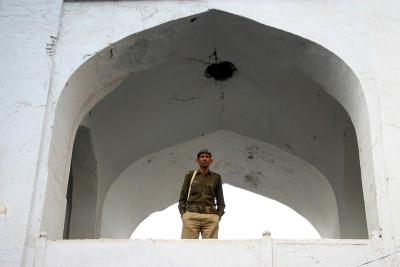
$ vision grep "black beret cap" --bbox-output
[197,149,212,158]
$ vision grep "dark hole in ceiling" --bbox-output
[205,61,237,81]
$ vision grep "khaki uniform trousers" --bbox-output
[181,212,220,239]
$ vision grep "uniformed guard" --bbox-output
[178,149,225,239]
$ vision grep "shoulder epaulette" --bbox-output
[209,170,220,176]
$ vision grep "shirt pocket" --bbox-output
[205,181,215,196]
[190,180,201,197]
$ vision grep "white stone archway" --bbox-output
[39,9,375,240]
[102,130,339,238]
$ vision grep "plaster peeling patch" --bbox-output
[0,204,8,216]
[127,39,149,64]
[46,35,57,57]
[245,145,260,160]
[205,61,237,81]
[205,49,237,81]
[307,255,320,264]
[244,172,260,188]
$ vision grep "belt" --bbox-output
[187,204,217,214]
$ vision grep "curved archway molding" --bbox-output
[35,9,379,241]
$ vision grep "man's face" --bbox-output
[196,153,213,168]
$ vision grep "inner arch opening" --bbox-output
[102,130,339,238]
[131,184,321,240]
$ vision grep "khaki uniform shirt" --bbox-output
[178,170,225,217]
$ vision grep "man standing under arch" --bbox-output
[178,149,225,239]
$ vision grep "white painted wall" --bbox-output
[41,237,396,267]
[0,0,63,266]
[369,1,400,249]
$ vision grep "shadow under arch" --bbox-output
[42,9,376,240]
[63,125,98,239]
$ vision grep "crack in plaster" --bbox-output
[168,78,208,104]
[138,5,159,22]
[387,122,400,131]
[217,82,226,112]
[236,70,264,92]
[170,96,196,102]
[184,57,209,66]
[82,52,96,59]
[358,250,400,266]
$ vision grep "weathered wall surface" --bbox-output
[41,237,396,267]
[369,1,400,248]
[0,0,63,266]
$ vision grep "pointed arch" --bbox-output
[41,10,374,240]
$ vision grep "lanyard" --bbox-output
[187,170,198,201]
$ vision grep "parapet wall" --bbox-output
[40,237,397,267]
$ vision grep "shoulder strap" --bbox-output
[186,170,198,201]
